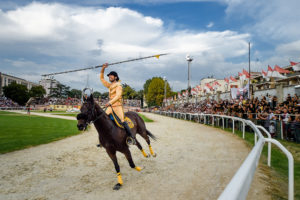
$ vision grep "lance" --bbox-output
[41,53,169,77]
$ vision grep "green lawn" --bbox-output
[0,111,81,154]
[54,113,78,117]
[138,113,153,122]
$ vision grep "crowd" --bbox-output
[0,97,19,108]
[165,94,300,142]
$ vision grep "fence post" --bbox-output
[281,121,284,140]
[232,119,235,133]
[222,117,225,129]
[212,116,214,127]
[243,121,245,139]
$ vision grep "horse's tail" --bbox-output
[146,130,157,141]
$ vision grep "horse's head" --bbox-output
[77,94,95,131]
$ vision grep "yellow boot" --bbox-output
[149,145,156,157]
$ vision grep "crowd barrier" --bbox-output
[154,111,294,200]
[0,107,25,110]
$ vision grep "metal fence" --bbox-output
[155,111,294,200]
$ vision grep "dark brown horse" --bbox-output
[76,94,156,190]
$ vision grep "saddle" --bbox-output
[109,113,134,129]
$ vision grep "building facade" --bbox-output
[39,78,59,96]
[0,72,38,95]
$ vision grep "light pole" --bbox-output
[186,54,193,103]
[163,76,167,107]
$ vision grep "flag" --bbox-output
[274,65,290,74]
[224,78,229,84]
[154,55,160,59]
[262,70,269,81]
[272,65,287,79]
[238,72,245,83]
[191,87,197,96]
[230,76,237,82]
[204,83,213,91]
[243,69,250,78]
[267,65,273,77]
[290,61,300,71]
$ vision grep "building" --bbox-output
[0,72,39,95]
[39,78,59,96]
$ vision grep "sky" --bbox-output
[0,0,299,93]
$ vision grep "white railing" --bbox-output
[155,111,294,200]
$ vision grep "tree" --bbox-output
[122,84,137,99]
[93,91,101,98]
[29,85,46,98]
[143,78,153,95]
[101,92,109,99]
[68,89,82,98]
[3,82,29,105]
[51,83,70,98]
[145,77,172,107]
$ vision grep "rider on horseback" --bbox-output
[100,63,136,145]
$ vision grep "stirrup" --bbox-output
[126,137,136,145]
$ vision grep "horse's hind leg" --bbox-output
[123,148,142,171]
[140,130,156,157]
[106,149,123,190]
[135,139,150,158]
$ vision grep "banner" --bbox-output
[231,84,249,100]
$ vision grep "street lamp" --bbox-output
[163,76,167,107]
[186,54,193,103]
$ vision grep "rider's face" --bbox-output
[109,75,116,82]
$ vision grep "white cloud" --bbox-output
[0,2,252,91]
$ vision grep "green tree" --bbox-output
[3,82,30,105]
[29,85,46,98]
[51,83,70,98]
[122,84,137,99]
[146,77,172,107]
[101,92,109,99]
[93,91,101,98]
[143,78,153,95]
[68,89,82,98]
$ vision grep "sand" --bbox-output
[0,112,271,200]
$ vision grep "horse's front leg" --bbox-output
[106,149,123,190]
[123,148,142,171]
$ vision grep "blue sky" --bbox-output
[0,0,299,92]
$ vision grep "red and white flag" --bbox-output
[290,61,300,71]
[272,65,287,79]
[178,92,182,99]
[243,69,250,78]
[224,78,229,84]
[267,65,273,77]
[191,87,197,96]
[274,65,290,74]
[230,76,237,82]
[204,83,213,91]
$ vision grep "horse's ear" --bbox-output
[88,94,94,103]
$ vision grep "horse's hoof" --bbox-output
[152,153,157,157]
[146,154,150,158]
[113,183,122,190]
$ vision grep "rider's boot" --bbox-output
[122,121,136,145]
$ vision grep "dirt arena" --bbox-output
[0,112,271,200]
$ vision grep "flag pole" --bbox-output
[41,53,169,77]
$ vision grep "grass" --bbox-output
[138,113,154,122]
[0,111,81,154]
[53,113,78,117]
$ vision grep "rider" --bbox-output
[100,63,136,145]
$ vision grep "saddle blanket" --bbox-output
[109,114,134,129]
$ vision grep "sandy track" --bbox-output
[0,112,270,200]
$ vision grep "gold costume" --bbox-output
[100,69,125,122]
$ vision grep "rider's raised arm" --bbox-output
[100,64,111,88]
[109,83,122,105]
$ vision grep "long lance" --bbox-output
[41,53,168,77]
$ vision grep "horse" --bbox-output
[76,94,156,190]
